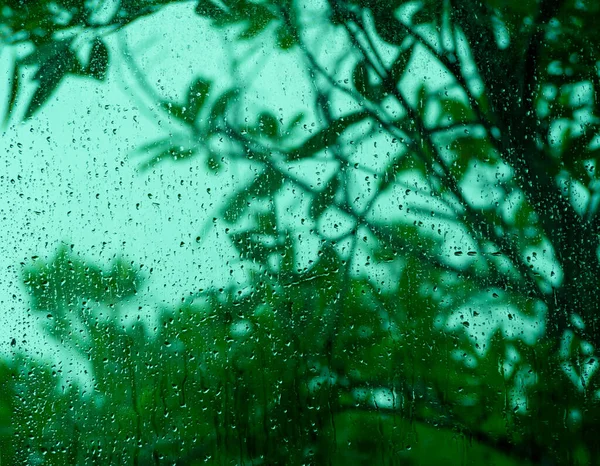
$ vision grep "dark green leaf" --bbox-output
[239,17,271,40]
[437,98,475,125]
[373,13,407,45]
[287,111,369,160]
[250,169,284,197]
[210,88,238,126]
[223,170,284,223]
[20,41,66,67]
[377,154,407,192]
[230,231,277,263]
[255,209,277,235]
[353,60,370,98]
[373,241,398,262]
[372,224,438,262]
[86,38,109,81]
[237,2,276,22]
[448,136,494,178]
[257,112,278,138]
[164,146,196,161]
[24,247,142,314]
[206,153,222,172]
[389,46,413,84]
[410,3,437,24]
[142,146,197,170]
[279,232,295,273]
[26,44,80,119]
[415,83,427,118]
[562,124,600,165]
[286,112,304,131]
[135,138,171,154]
[4,62,19,127]
[310,174,339,220]
[161,101,189,123]
[195,0,226,18]
[223,193,248,223]
[276,24,297,50]
[187,78,211,120]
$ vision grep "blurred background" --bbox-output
[1,0,600,464]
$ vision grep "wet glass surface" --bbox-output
[1,0,600,464]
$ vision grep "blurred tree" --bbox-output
[2,0,600,464]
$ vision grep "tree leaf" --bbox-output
[410,3,437,25]
[230,231,277,263]
[285,112,304,131]
[287,111,369,160]
[161,101,189,123]
[142,145,197,170]
[239,17,271,40]
[257,112,278,138]
[448,136,494,178]
[21,41,67,67]
[388,46,413,85]
[373,241,398,263]
[223,170,284,223]
[279,232,295,273]
[210,88,238,126]
[353,60,370,97]
[206,152,222,172]
[415,83,427,118]
[437,97,475,125]
[4,62,19,127]
[562,124,600,166]
[223,194,247,223]
[187,78,211,121]
[352,60,385,102]
[276,24,297,50]
[195,0,226,18]
[26,44,80,119]
[373,13,407,45]
[86,38,109,81]
[255,209,277,235]
[310,174,339,220]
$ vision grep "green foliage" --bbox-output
[25,41,81,119]
[286,111,370,160]
[188,78,212,118]
[310,173,340,220]
[353,60,384,102]
[1,248,549,464]
[195,0,280,41]
[86,38,110,81]
[223,170,284,222]
[9,241,595,464]
[161,78,212,126]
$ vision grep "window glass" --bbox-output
[1,0,599,464]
